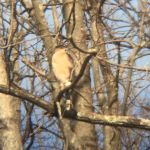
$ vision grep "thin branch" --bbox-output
[22,59,51,82]
[96,56,150,72]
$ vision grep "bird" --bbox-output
[52,47,74,89]
[52,47,74,113]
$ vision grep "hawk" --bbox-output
[52,47,74,112]
[52,47,74,89]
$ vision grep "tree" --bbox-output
[0,0,150,149]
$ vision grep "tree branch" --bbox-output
[76,112,150,131]
[0,85,150,131]
[0,84,53,113]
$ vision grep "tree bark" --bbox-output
[98,24,121,150]
[0,53,22,150]
[89,2,121,149]
[63,0,98,149]
[30,0,83,149]
[0,0,22,149]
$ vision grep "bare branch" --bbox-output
[0,84,53,113]
[76,112,150,131]
[0,84,150,131]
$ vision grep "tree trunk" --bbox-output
[89,2,121,149]
[98,24,121,150]
[63,0,98,149]
[30,0,83,149]
[0,52,22,150]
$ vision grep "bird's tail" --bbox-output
[65,99,73,111]
[65,81,71,87]
[60,81,71,90]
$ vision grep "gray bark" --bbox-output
[0,53,22,150]
[63,0,98,149]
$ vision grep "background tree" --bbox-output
[0,0,150,149]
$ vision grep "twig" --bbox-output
[97,56,150,72]
[22,59,51,82]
